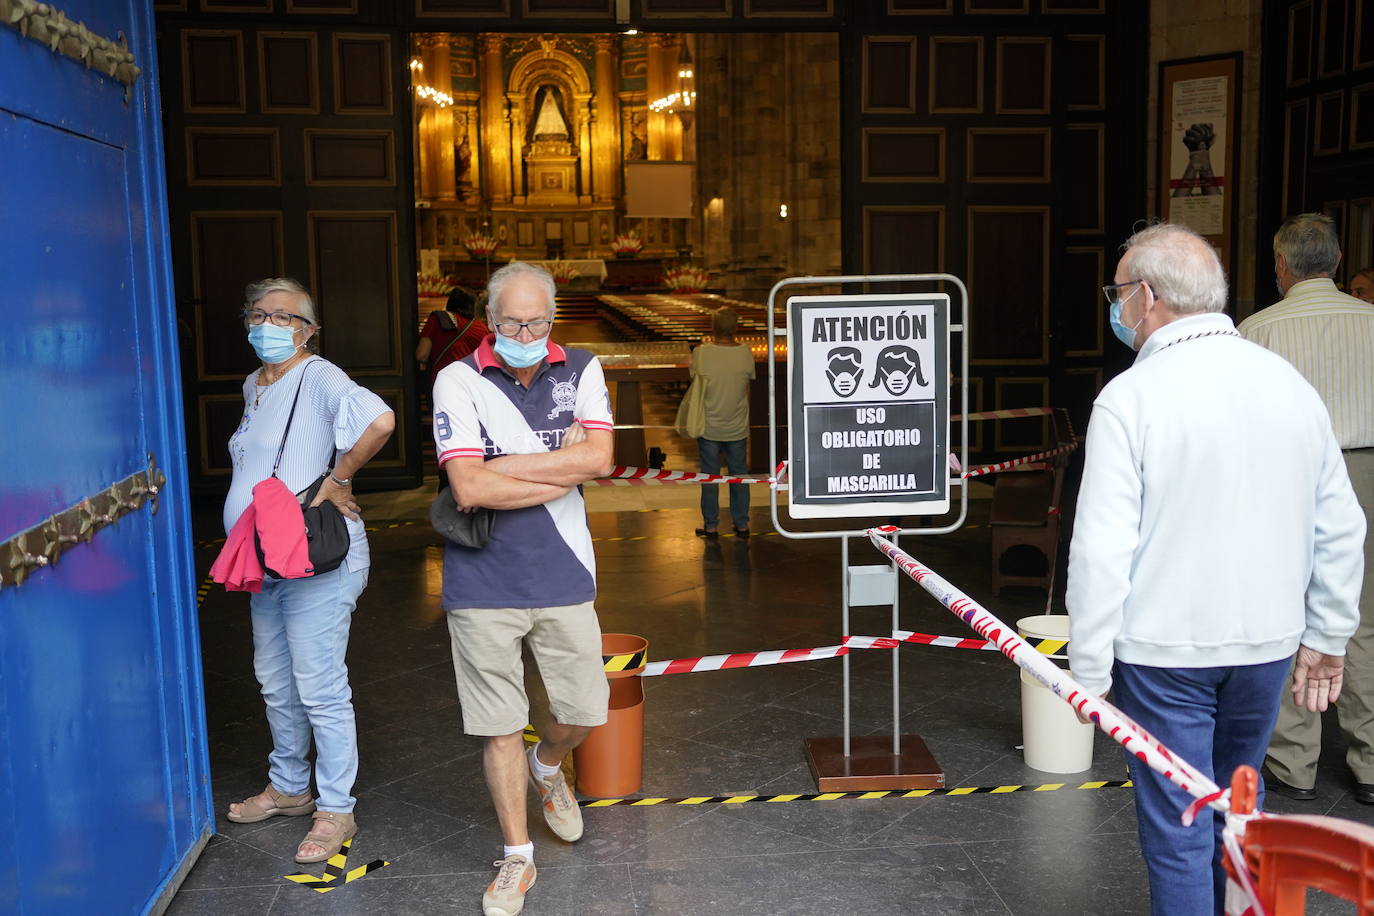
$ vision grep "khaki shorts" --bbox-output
[445,601,609,736]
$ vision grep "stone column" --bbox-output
[593,35,622,202]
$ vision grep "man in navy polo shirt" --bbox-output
[432,261,614,916]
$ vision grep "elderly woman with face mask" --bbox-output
[222,278,395,865]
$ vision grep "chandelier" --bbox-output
[409,57,453,108]
[649,40,695,127]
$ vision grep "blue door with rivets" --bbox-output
[0,2,212,913]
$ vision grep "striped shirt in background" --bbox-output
[225,356,392,571]
[1238,278,1374,449]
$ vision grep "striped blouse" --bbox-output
[224,356,391,572]
[1238,278,1374,449]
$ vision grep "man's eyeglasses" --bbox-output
[493,318,553,338]
[1101,280,1145,307]
[242,308,310,328]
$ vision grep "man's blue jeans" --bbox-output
[697,437,749,530]
[1113,658,1290,916]
[250,564,368,813]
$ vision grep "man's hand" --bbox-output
[1075,692,1110,726]
[562,420,587,449]
[1291,645,1344,712]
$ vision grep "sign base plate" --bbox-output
[804,734,944,792]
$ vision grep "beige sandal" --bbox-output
[294,810,357,864]
[226,784,316,824]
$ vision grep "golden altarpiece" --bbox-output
[412,32,693,278]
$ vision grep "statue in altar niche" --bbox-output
[529,85,571,142]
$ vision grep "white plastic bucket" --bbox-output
[1017,615,1094,774]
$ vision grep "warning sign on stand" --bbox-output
[786,294,949,519]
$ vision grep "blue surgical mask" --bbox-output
[493,334,548,368]
[248,323,301,363]
[1108,285,1145,350]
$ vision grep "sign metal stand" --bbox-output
[766,274,970,791]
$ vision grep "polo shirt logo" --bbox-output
[547,374,578,420]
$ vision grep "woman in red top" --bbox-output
[416,286,489,387]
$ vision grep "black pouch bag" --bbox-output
[430,485,495,549]
[255,361,351,577]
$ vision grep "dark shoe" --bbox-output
[694,527,718,539]
[1262,766,1316,801]
[732,526,750,538]
[1354,783,1374,804]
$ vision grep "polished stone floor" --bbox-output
[170,397,1372,914]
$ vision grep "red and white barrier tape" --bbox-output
[961,441,1079,479]
[589,466,775,486]
[865,526,1226,813]
[955,407,1056,421]
[589,445,1076,488]
[641,644,848,677]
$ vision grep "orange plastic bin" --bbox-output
[573,634,648,798]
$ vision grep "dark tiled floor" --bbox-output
[174,407,1373,915]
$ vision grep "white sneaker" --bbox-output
[483,856,536,916]
[527,746,584,842]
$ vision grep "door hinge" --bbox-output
[2,452,167,589]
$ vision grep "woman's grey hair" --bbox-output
[486,262,556,321]
[244,277,320,352]
[1274,213,1341,279]
[1121,222,1228,314]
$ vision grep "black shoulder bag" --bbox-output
[255,360,351,577]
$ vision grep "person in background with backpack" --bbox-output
[220,278,394,866]
[417,285,489,389]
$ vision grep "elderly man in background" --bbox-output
[1067,222,1365,916]
[431,261,614,916]
[1239,213,1374,804]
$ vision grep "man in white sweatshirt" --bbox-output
[1067,222,1366,916]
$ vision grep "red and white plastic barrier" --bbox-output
[865,526,1223,803]
[640,644,848,677]
[589,466,775,487]
[864,526,1269,913]
[961,441,1080,479]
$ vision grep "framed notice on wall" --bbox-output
[786,294,950,519]
[1158,52,1242,284]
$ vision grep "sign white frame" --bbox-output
[785,293,951,519]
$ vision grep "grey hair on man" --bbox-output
[1274,213,1341,280]
[1122,222,1228,314]
[486,262,556,322]
[244,277,321,351]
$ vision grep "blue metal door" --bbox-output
[0,2,213,914]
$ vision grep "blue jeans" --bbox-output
[1113,658,1290,916]
[250,564,368,813]
[698,437,749,530]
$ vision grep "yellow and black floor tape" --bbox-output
[283,838,389,893]
[581,779,1132,808]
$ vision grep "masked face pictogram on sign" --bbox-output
[869,345,927,397]
[824,347,864,397]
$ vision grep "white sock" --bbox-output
[529,742,561,780]
[503,842,534,863]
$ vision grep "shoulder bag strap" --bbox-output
[269,358,320,478]
[431,315,478,369]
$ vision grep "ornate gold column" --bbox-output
[576,92,593,204]
[647,34,683,161]
[593,35,621,202]
[479,33,511,204]
[420,34,457,200]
